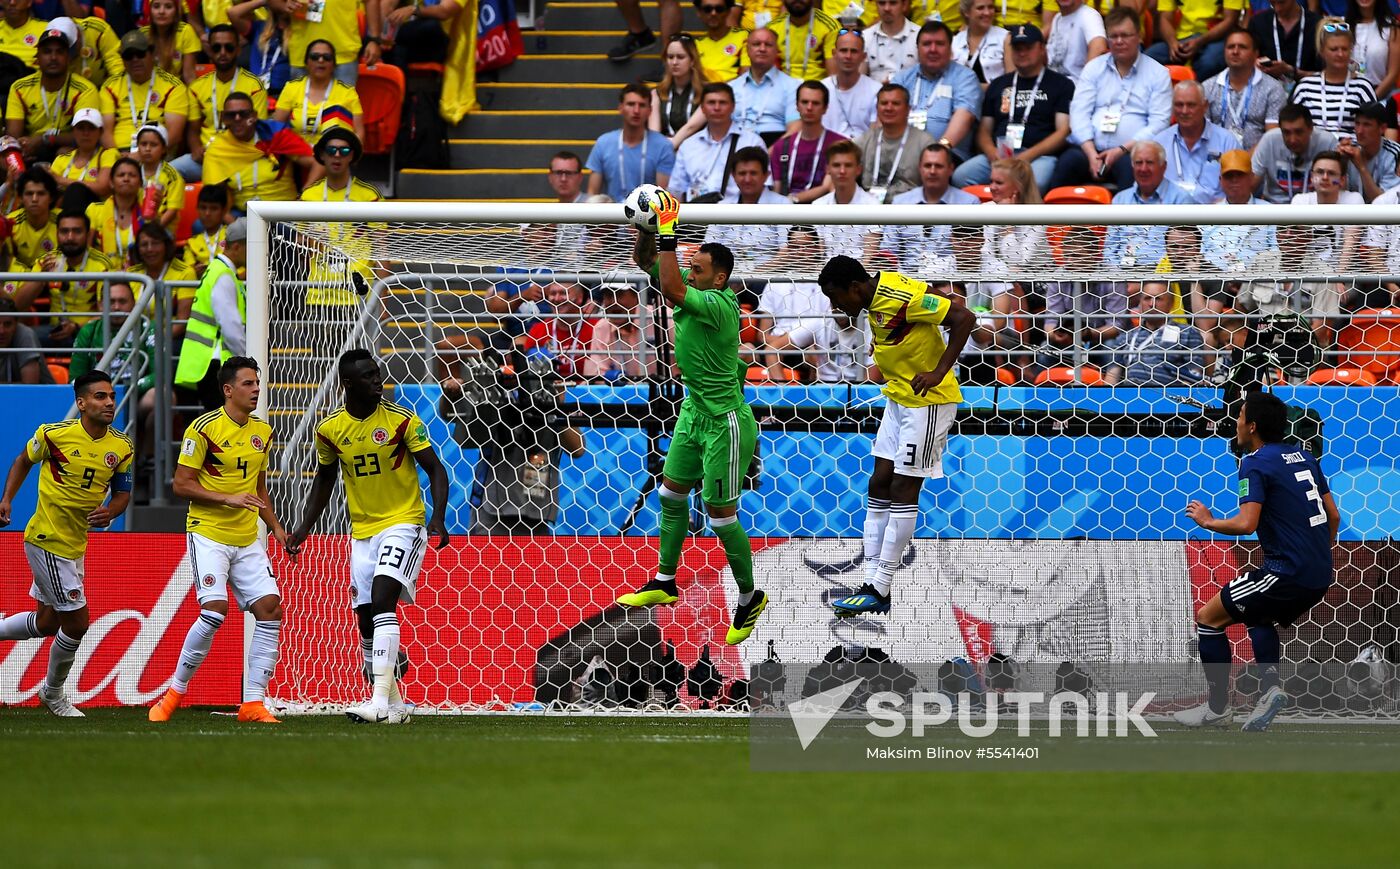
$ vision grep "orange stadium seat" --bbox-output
[1035,365,1103,385]
[1306,367,1378,386]
[357,63,406,195]
[996,367,1017,385]
[1167,64,1196,84]
[1338,308,1400,377]
[963,184,994,202]
[47,362,70,384]
[176,183,202,244]
[1044,185,1112,205]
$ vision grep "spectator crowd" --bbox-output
[554,0,1400,388]
[0,0,458,382]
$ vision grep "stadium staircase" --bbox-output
[397,0,704,200]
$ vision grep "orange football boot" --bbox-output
[148,687,183,722]
[237,701,281,723]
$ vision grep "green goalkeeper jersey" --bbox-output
[658,264,746,417]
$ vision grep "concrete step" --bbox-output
[452,109,618,139]
[398,168,563,200]
[539,2,704,32]
[497,54,659,84]
[450,138,597,169]
[526,30,663,53]
[475,82,622,110]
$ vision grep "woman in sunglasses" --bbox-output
[273,39,365,145]
[141,0,202,84]
[652,33,708,147]
[1290,19,1376,137]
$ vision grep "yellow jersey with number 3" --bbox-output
[867,270,961,408]
[178,408,273,546]
[24,420,134,559]
[314,401,431,539]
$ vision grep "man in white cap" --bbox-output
[5,18,99,163]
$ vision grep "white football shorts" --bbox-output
[872,401,957,479]
[350,523,429,607]
[25,542,86,612]
[187,532,280,610]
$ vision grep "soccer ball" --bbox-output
[1347,645,1389,699]
[623,184,666,232]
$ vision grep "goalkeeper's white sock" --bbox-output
[863,498,891,583]
[243,619,281,703]
[0,611,40,641]
[873,504,918,597]
[172,609,224,694]
[371,613,400,709]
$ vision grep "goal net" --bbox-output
[247,201,1400,717]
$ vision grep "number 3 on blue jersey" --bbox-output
[1294,469,1328,527]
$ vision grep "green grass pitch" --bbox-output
[2,709,1397,867]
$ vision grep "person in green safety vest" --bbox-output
[174,216,247,411]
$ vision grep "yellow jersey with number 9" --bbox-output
[314,400,431,540]
[24,420,134,559]
[867,270,961,408]
[178,408,273,546]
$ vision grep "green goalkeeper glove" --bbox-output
[651,190,680,250]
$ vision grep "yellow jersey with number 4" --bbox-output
[178,408,273,547]
[314,400,431,539]
[867,270,961,408]
[24,420,134,559]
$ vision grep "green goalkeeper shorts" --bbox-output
[663,402,757,507]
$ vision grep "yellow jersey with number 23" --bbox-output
[867,270,962,409]
[314,400,432,540]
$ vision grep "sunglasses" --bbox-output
[222,108,253,120]
[210,42,238,53]
[838,27,862,35]
[697,4,727,11]
[322,144,354,156]
[1322,21,1350,32]
[307,51,335,62]
[120,49,149,60]
[669,33,695,42]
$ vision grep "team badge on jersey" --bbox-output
[104,452,119,468]
[372,427,389,445]
[24,35,35,45]
[725,43,738,54]
[250,435,265,451]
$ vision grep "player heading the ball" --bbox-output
[1178,391,1341,732]
[286,349,451,725]
[0,371,133,717]
[615,188,768,646]
[818,256,976,618]
[151,357,290,724]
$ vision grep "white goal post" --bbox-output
[244,200,1400,716]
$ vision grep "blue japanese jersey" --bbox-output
[1237,442,1334,587]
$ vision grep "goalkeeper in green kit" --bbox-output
[616,190,767,646]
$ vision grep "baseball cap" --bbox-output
[135,123,168,145]
[1219,149,1252,175]
[39,17,78,48]
[119,30,152,54]
[226,218,248,243]
[1009,24,1043,45]
[72,107,102,129]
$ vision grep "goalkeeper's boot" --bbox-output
[38,685,84,718]
[726,590,768,646]
[237,701,281,723]
[148,686,184,722]
[618,578,679,607]
[1173,702,1233,728]
[1241,686,1288,732]
[832,583,891,618]
[345,700,390,724]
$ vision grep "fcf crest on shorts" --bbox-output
[201,574,216,588]
[250,434,265,451]
[104,452,118,468]
[371,427,389,445]
[67,589,80,601]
